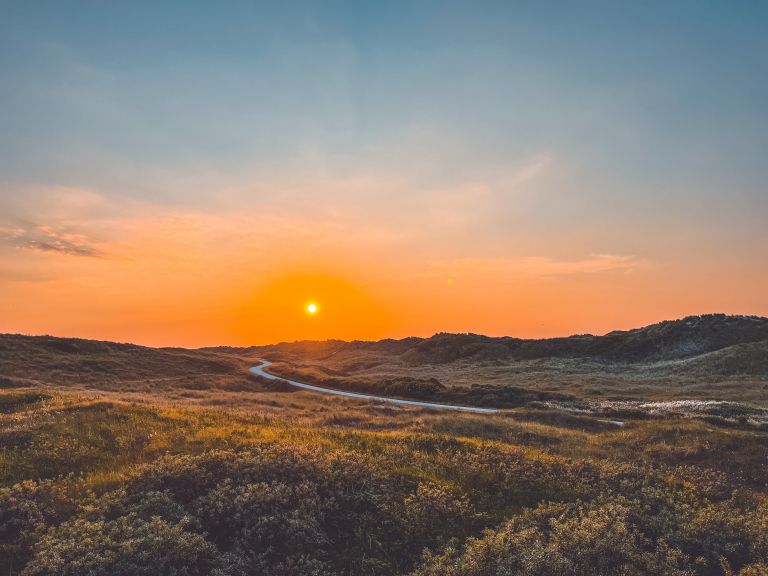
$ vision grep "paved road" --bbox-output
[249,360,500,413]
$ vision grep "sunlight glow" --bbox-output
[306,302,318,315]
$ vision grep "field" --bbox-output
[2,316,768,575]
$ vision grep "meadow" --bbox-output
[1,320,767,576]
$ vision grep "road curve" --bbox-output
[249,360,500,414]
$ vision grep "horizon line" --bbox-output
[3,312,765,350]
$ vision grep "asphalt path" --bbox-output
[249,360,500,413]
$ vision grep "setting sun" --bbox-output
[306,303,318,315]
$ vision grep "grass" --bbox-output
[2,332,768,574]
[2,386,768,574]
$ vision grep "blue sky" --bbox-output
[3,1,766,192]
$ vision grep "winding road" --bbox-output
[249,360,499,413]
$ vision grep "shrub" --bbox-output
[21,515,219,576]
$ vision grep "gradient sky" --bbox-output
[1,1,767,346]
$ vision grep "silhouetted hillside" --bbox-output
[399,315,768,364]
[0,333,246,389]
[225,314,768,370]
[4,315,767,393]
[210,337,422,362]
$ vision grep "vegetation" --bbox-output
[0,334,254,392]
[1,320,767,575]
[2,393,767,575]
[236,315,768,407]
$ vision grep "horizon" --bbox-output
[1,2,767,347]
[4,311,765,349]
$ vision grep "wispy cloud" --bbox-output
[0,225,105,257]
[430,253,643,279]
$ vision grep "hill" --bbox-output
[227,314,768,373]
[3,314,767,408]
[0,333,253,391]
[401,314,768,364]
[667,339,768,377]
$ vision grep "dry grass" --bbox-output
[2,331,768,574]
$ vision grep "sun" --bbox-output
[305,302,319,315]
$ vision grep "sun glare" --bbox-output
[306,302,318,315]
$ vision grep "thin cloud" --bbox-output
[431,253,643,279]
[0,225,105,257]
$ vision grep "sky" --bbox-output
[1,1,767,346]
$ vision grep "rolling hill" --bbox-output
[234,314,768,374]
[0,333,251,391]
[3,315,767,408]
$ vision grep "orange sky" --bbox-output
[1,185,766,347]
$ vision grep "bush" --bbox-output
[413,499,695,576]
[22,515,219,576]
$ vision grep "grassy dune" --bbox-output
[237,315,768,407]
[1,325,768,575]
[2,386,767,575]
